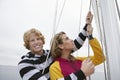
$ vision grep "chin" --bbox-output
[33,49,41,52]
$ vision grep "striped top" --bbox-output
[18,29,88,80]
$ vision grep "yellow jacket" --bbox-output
[50,38,105,80]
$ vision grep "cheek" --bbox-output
[40,40,44,45]
[65,42,73,47]
[29,42,33,47]
[29,43,34,49]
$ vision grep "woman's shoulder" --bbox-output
[50,61,60,68]
[50,60,62,72]
[75,57,86,61]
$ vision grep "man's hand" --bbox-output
[87,24,93,36]
[81,58,95,77]
[86,11,93,24]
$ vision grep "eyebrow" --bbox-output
[62,37,69,40]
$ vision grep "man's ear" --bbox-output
[58,44,64,49]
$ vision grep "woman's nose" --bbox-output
[71,39,73,42]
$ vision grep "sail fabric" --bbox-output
[92,0,120,80]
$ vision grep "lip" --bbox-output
[34,45,41,49]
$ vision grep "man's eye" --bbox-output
[37,38,41,40]
[30,39,34,42]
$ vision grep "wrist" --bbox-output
[88,35,94,40]
[75,70,86,79]
[83,24,88,31]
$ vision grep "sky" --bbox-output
[0,0,93,65]
[1,0,120,80]
[1,0,119,72]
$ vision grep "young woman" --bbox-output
[50,25,105,80]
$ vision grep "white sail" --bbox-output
[92,0,120,80]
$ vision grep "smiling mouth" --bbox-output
[34,45,42,49]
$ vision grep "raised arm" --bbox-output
[73,11,93,51]
[76,37,105,66]
[89,38,105,65]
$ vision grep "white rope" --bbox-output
[87,0,93,80]
[75,0,83,57]
[42,0,67,74]
[78,0,83,32]
[42,0,59,74]
[52,0,59,38]
[94,0,110,80]
[87,0,92,57]
[115,0,120,21]
[54,0,67,33]
[96,0,111,79]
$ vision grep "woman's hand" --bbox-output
[81,58,95,77]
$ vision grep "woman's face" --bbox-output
[29,33,44,54]
[61,34,74,50]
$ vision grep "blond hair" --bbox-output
[50,32,75,61]
[23,28,45,50]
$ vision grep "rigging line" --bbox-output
[52,0,59,38]
[114,0,120,41]
[87,0,92,58]
[78,0,83,32]
[94,0,108,80]
[87,34,91,80]
[99,0,111,80]
[100,8,112,80]
[115,0,120,21]
[89,0,92,11]
[55,0,67,33]
[42,0,59,74]
[87,0,93,80]
[42,0,67,74]
[76,0,83,57]
[95,0,111,80]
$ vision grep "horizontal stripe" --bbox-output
[74,39,82,49]
[79,32,86,41]
[37,76,48,80]
[70,73,77,80]
[23,69,40,80]
[64,75,71,80]
[29,72,43,80]
[19,55,52,65]
[76,36,84,45]
[18,63,34,72]
[20,66,36,78]
[81,30,87,36]
[74,70,86,80]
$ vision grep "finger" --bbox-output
[83,58,90,63]
[90,64,95,73]
[88,61,93,66]
[86,58,91,62]
[82,59,88,63]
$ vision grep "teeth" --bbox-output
[35,45,40,49]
